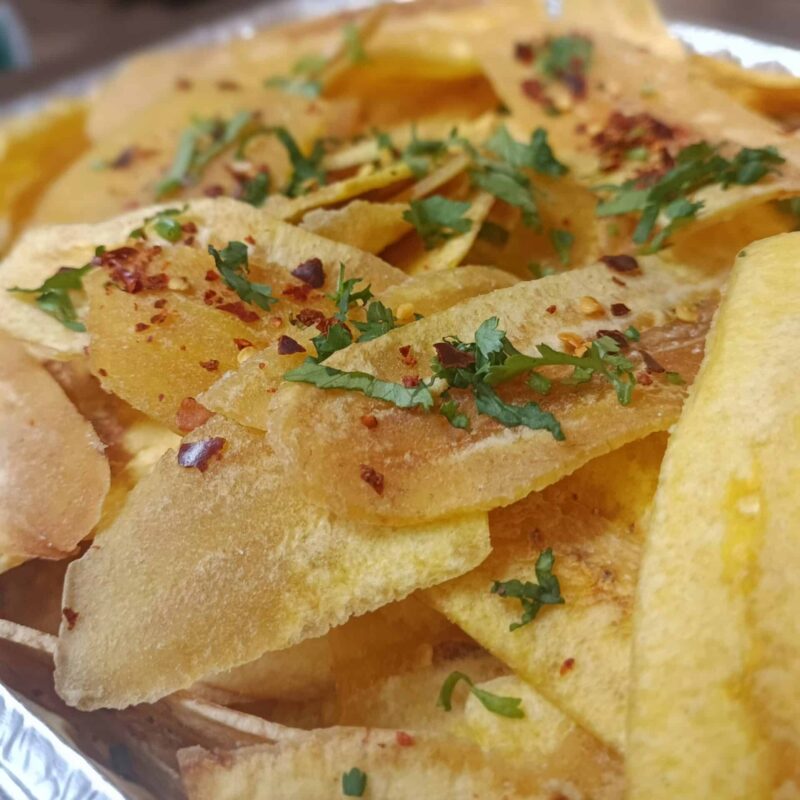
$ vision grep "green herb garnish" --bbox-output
[272,127,327,197]
[624,325,640,341]
[477,220,510,247]
[329,263,373,322]
[485,126,568,177]
[403,196,472,249]
[353,300,396,342]
[207,241,277,310]
[343,22,367,65]
[129,206,187,242]
[549,228,574,265]
[439,397,470,429]
[240,172,271,207]
[492,548,564,630]
[437,671,524,718]
[342,767,367,797]
[537,35,593,81]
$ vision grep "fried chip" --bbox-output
[200,266,518,431]
[54,417,490,710]
[463,675,624,800]
[0,334,109,560]
[424,435,666,752]
[269,260,715,525]
[300,201,411,253]
[178,727,551,800]
[627,233,800,797]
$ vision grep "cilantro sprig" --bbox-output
[438,671,524,719]
[342,767,367,797]
[129,206,188,242]
[596,141,785,251]
[156,111,255,198]
[403,196,472,249]
[492,548,564,631]
[208,241,277,311]
[264,53,327,98]
[8,259,96,332]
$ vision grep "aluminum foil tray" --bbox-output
[0,2,798,797]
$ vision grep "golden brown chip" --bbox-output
[300,201,411,253]
[0,334,109,560]
[268,260,715,525]
[55,417,489,710]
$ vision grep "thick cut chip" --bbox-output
[463,675,624,800]
[0,100,88,253]
[201,635,334,703]
[178,727,550,800]
[425,435,666,752]
[269,259,715,525]
[627,233,800,798]
[54,417,490,710]
[0,334,109,560]
[32,82,330,226]
[300,201,411,253]
[200,266,518,431]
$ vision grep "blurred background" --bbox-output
[2,0,798,103]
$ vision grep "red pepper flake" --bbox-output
[182,221,198,234]
[150,311,168,324]
[175,77,193,91]
[205,270,220,282]
[612,276,627,287]
[200,359,220,372]
[559,657,575,676]
[395,731,415,747]
[233,337,253,351]
[296,308,331,331]
[62,608,79,630]
[546,304,557,315]
[153,298,167,309]
[611,302,630,317]
[98,368,108,377]
[107,147,137,170]
[360,464,384,495]
[398,344,417,367]
[596,329,629,349]
[158,392,165,401]
[282,283,313,302]
[99,245,166,293]
[600,254,640,274]
[203,289,219,305]
[291,257,325,288]
[175,397,214,433]
[219,301,260,323]
[135,322,150,332]
[277,335,306,355]
[361,414,378,429]
[590,111,676,172]
[636,370,653,386]
[640,350,665,373]
[513,42,534,64]
[178,437,226,472]
[402,375,421,388]
[216,78,241,91]
[244,235,256,245]
[520,78,555,113]
[433,342,476,369]
[204,185,225,198]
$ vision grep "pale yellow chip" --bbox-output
[425,434,666,752]
[0,334,109,560]
[179,727,552,800]
[300,201,411,253]
[463,675,623,800]
[200,265,518,431]
[54,416,490,710]
[628,232,800,798]
[269,259,716,525]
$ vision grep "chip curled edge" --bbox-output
[627,232,800,799]
[54,416,490,710]
[0,333,109,561]
[268,258,717,525]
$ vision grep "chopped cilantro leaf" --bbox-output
[329,264,373,322]
[471,165,539,228]
[624,325,640,341]
[492,547,564,630]
[485,126,567,177]
[439,398,470,429]
[354,300,396,342]
[240,172,271,207]
[474,382,564,439]
[596,141,785,251]
[342,767,367,797]
[403,196,472,249]
[437,671,524,718]
[537,35,593,80]
[527,371,552,394]
[666,371,684,385]
[549,228,574,265]
[208,241,277,311]
[129,206,187,242]
[155,111,254,198]
[272,127,327,197]
[401,128,449,176]
[312,323,353,362]
[9,261,95,332]
[343,22,367,65]
[477,220,510,246]
[264,75,322,98]
[284,361,434,410]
